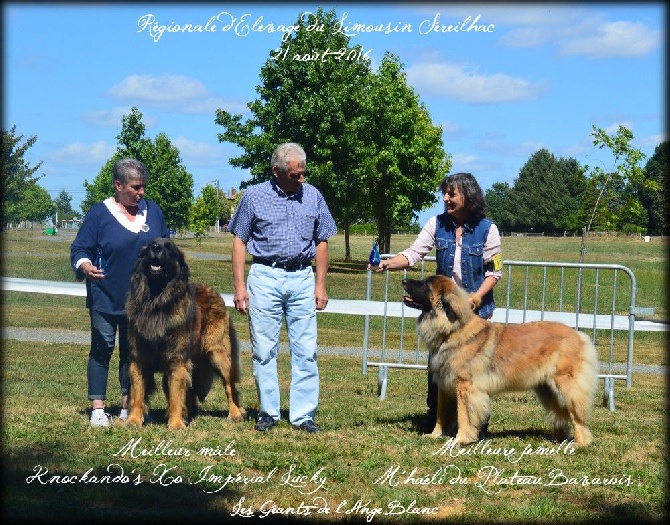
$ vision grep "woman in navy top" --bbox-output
[70,158,168,426]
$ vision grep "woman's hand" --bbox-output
[83,262,105,280]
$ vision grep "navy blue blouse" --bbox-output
[70,199,168,315]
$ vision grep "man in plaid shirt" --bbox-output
[228,142,337,434]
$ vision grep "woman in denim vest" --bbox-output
[370,173,503,436]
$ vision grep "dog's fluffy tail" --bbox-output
[577,331,599,414]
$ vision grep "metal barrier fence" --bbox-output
[362,255,655,412]
[3,266,659,414]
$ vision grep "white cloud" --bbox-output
[449,152,501,176]
[451,153,479,168]
[559,21,661,58]
[497,7,596,49]
[514,141,550,158]
[108,74,208,102]
[46,141,116,166]
[475,135,547,157]
[106,74,247,114]
[82,107,158,128]
[408,61,548,103]
[497,8,661,59]
[499,26,547,48]
[172,136,227,168]
[639,133,666,148]
[602,121,636,135]
[439,120,462,135]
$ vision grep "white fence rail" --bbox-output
[3,263,665,414]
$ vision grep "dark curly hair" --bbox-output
[440,172,487,223]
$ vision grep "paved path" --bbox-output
[2,326,666,375]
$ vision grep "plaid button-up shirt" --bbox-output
[228,179,337,263]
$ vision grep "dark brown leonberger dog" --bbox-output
[125,237,246,429]
[402,275,598,447]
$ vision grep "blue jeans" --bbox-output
[247,263,318,426]
[87,310,130,401]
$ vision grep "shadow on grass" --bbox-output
[2,443,244,524]
[324,261,369,275]
[380,411,556,442]
[573,495,665,524]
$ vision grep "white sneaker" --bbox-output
[119,408,129,421]
[90,408,113,427]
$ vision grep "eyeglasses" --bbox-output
[286,171,306,180]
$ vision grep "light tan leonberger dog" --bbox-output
[125,237,246,429]
[402,275,598,447]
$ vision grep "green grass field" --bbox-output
[2,228,668,523]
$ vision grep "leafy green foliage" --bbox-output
[52,190,78,221]
[487,126,663,236]
[81,108,193,230]
[216,8,372,260]
[511,149,587,234]
[146,133,193,231]
[190,184,220,241]
[359,53,450,253]
[1,125,53,225]
[20,184,54,224]
[485,182,515,233]
[583,125,651,234]
[81,156,118,210]
[641,141,668,235]
[215,8,448,258]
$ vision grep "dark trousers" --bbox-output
[87,310,130,401]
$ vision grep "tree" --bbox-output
[81,108,193,230]
[216,10,450,257]
[216,188,233,225]
[81,156,119,211]
[1,125,48,227]
[190,184,220,242]
[582,125,650,233]
[359,53,449,253]
[216,8,372,260]
[53,190,77,222]
[485,182,515,234]
[116,107,153,160]
[509,149,586,234]
[641,141,668,235]
[22,184,54,223]
[145,133,193,231]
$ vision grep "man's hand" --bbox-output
[233,290,249,314]
[315,285,329,311]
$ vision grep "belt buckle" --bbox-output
[286,260,306,271]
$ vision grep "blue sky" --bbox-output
[4,2,665,225]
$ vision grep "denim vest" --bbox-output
[434,213,495,319]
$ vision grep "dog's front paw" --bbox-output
[227,409,247,422]
[167,418,187,430]
[125,415,143,427]
[455,432,477,446]
[428,427,444,439]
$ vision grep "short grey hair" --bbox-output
[271,143,306,173]
[113,158,149,186]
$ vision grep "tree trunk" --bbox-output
[344,225,351,262]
